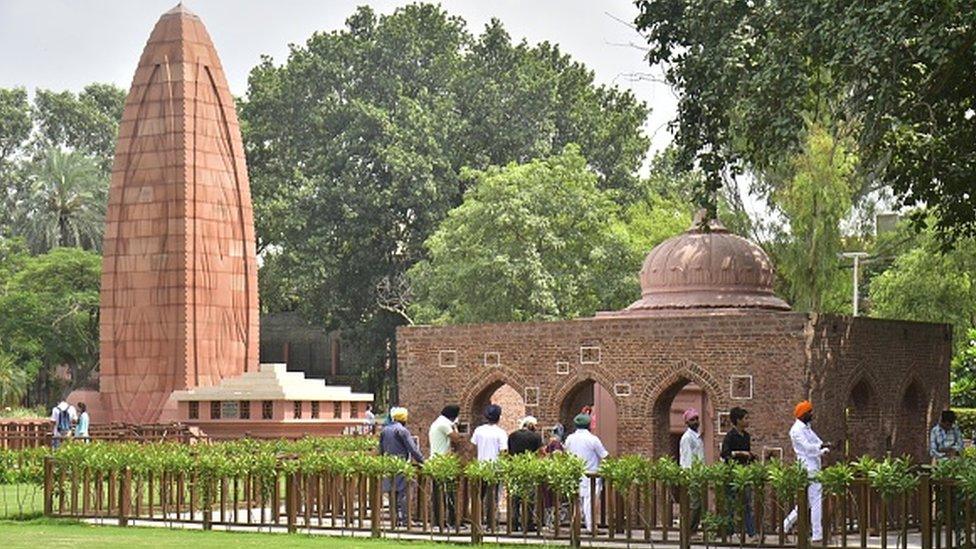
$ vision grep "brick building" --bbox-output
[397,218,951,463]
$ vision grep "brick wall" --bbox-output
[397,311,950,463]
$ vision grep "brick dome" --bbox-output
[619,214,791,314]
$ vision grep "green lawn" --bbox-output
[0,483,44,519]
[0,519,504,548]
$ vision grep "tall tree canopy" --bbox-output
[408,146,667,325]
[773,123,855,313]
[634,0,976,242]
[240,3,651,398]
[0,83,124,251]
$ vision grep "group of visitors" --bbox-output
[50,399,90,448]
[680,401,830,542]
[378,397,969,541]
[678,401,969,544]
[378,401,609,532]
[678,401,825,541]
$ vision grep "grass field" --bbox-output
[0,483,44,519]
[1,519,501,548]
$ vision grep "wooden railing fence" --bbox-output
[43,456,975,548]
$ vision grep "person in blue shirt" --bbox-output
[75,402,90,442]
[379,407,424,524]
[930,410,964,461]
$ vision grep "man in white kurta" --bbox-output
[679,408,705,533]
[784,400,829,543]
[564,413,609,533]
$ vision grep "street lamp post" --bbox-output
[840,252,869,316]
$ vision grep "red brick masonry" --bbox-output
[398,312,951,463]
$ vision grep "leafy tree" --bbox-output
[408,146,637,324]
[868,224,976,404]
[240,4,650,398]
[772,124,855,312]
[0,353,29,407]
[14,148,107,253]
[869,230,976,349]
[634,0,976,242]
[0,247,101,404]
[0,88,31,169]
[0,84,124,248]
[31,84,126,172]
[0,89,32,231]
[952,331,976,407]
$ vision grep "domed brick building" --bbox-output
[397,216,951,462]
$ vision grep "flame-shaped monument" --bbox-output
[97,5,259,423]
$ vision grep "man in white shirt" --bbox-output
[564,413,609,533]
[470,404,507,527]
[470,404,508,461]
[784,400,831,543]
[428,404,461,525]
[364,404,376,434]
[679,408,704,534]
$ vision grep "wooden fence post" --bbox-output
[798,485,810,549]
[570,493,581,549]
[679,484,691,549]
[43,456,53,516]
[920,474,932,549]
[370,475,381,538]
[471,480,483,544]
[202,475,212,531]
[285,470,297,533]
[119,467,131,527]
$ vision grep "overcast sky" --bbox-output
[0,0,677,153]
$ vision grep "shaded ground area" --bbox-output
[1,519,497,549]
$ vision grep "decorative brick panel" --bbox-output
[730,375,753,400]
[438,350,457,368]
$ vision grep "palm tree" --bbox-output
[16,148,107,253]
[0,353,28,407]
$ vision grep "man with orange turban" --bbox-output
[783,400,831,543]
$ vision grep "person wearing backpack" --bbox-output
[50,400,77,449]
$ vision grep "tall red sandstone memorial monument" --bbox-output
[98,5,259,423]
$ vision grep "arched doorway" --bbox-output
[651,378,715,463]
[844,378,880,458]
[470,380,526,434]
[892,381,927,460]
[558,380,618,455]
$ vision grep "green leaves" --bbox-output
[240,3,651,398]
[599,455,651,491]
[634,0,976,243]
[544,452,586,499]
[422,453,462,487]
[0,246,101,400]
[408,145,641,324]
[463,459,502,484]
[817,463,855,496]
[866,457,917,499]
[500,452,548,498]
[766,460,810,500]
